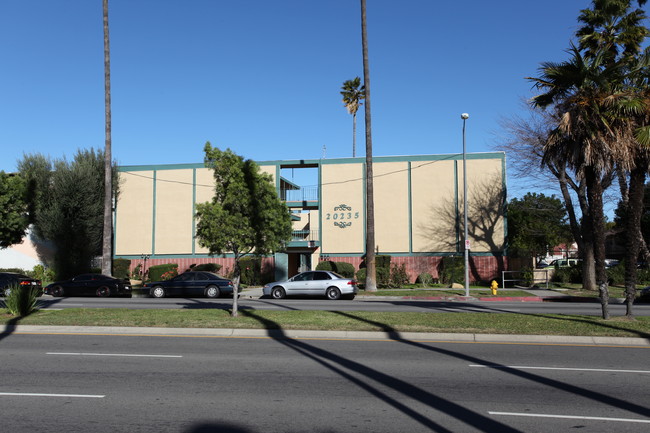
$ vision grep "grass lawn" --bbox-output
[3,307,649,339]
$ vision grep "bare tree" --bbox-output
[496,107,597,290]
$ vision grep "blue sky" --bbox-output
[0,0,593,195]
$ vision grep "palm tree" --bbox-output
[101,0,113,276]
[360,0,377,291]
[529,46,626,319]
[577,0,649,318]
[340,77,365,157]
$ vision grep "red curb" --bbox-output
[477,296,544,302]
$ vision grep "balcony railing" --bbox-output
[291,230,319,241]
[281,186,318,202]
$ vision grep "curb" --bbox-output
[5,325,649,346]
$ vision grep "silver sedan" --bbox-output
[263,270,358,300]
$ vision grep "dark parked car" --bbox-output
[0,272,42,297]
[145,271,234,298]
[639,287,650,303]
[44,274,132,297]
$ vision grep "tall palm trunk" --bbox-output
[352,112,357,158]
[585,166,609,319]
[102,0,113,276]
[624,165,645,318]
[360,0,376,291]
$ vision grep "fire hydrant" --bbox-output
[490,280,498,295]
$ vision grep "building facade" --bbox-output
[114,152,507,283]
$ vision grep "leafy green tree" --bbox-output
[0,172,29,249]
[507,193,572,261]
[195,143,292,317]
[340,77,365,157]
[17,150,119,279]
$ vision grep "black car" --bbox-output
[0,272,42,297]
[44,274,132,297]
[145,271,234,298]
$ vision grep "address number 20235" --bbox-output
[326,212,359,221]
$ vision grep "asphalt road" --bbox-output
[0,331,648,432]
[36,295,650,316]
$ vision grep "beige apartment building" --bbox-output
[114,152,507,282]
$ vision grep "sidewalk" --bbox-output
[239,287,622,303]
[6,324,649,346]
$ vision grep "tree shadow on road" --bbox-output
[240,309,523,433]
[331,310,650,420]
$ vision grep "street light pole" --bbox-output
[461,113,470,297]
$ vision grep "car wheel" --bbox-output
[205,285,220,298]
[96,286,111,297]
[3,287,11,297]
[51,285,64,297]
[326,286,341,300]
[271,286,286,299]
[151,286,166,298]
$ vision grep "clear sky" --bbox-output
[0,0,594,194]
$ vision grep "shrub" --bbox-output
[333,262,355,278]
[355,265,394,288]
[239,257,262,286]
[191,263,222,273]
[439,257,464,285]
[389,263,410,288]
[160,269,178,281]
[316,261,334,271]
[1,285,40,317]
[416,272,434,287]
[375,255,391,268]
[32,265,55,285]
[355,268,366,284]
[149,263,178,282]
[606,263,625,286]
[112,258,131,280]
[520,267,534,287]
[377,267,390,288]
[131,264,142,280]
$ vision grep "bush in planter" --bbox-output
[333,262,355,278]
[191,263,222,274]
[149,263,178,282]
[112,258,131,280]
[316,261,334,272]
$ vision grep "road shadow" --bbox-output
[332,310,650,420]
[240,309,523,432]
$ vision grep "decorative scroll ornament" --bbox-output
[334,204,352,211]
[334,221,352,229]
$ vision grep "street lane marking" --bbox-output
[47,352,182,358]
[0,392,104,398]
[489,412,650,424]
[470,364,650,374]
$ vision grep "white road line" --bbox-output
[0,392,104,398]
[489,412,650,424]
[470,365,650,374]
[47,352,182,358]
